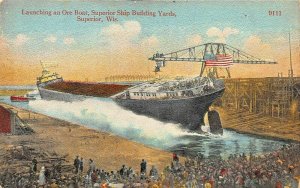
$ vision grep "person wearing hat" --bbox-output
[140,159,147,174]
[119,164,126,177]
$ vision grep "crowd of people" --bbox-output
[1,143,299,187]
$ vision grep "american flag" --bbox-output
[205,54,233,67]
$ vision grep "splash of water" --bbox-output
[28,97,207,149]
[0,95,285,156]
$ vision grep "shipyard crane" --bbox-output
[149,43,277,78]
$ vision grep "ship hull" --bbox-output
[38,87,86,102]
[113,89,224,131]
[38,81,132,102]
[10,96,29,102]
[38,82,224,131]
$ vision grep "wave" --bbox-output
[28,97,206,149]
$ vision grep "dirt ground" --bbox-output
[0,102,173,174]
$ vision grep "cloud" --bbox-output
[122,21,141,39]
[141,36,159,48]
[44,35,57,43]
[230,34,299,78]
[0,36,9,51]
[101,21,141,39]
[63,37,75,45]
[206,27,239,43]
[0,36,11,65]
[186,34,202,47]
[244,35,273,58]
[275,36,286,43]
[14,34,30,46]
[100,21,141,48]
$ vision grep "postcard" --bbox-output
[0,0,299,187]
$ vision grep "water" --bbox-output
[0,85,37,90]
[0,94,286,158]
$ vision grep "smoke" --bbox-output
[28,97,203,149]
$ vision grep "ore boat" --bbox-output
[37,68,224,131]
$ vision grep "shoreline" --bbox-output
[215,107,300,142]
[224,127,299,144]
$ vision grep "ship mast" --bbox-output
[40,61,58,71]
[288,32,294,81]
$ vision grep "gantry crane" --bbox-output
[149,43,277,78]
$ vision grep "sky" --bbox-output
[0,0,299,85]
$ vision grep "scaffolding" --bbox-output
[220,77,300,120]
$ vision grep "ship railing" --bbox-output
[159,83,223,96]
[117,86,218,100]
[159,82,212,92]
[158,85,217,98]
[159,78,212,91]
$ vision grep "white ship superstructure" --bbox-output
[114,77,223,100]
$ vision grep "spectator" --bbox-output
[79,157,84,174]
[149,165,158,180]
[44,166,51,184]
[140,159,147,174]
[173,153,179,162]
[73,156,80,174]
[88,159,96,175]
[32,157,38,173]
[38,166,46,188]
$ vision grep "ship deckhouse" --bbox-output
[115,77,223,100]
